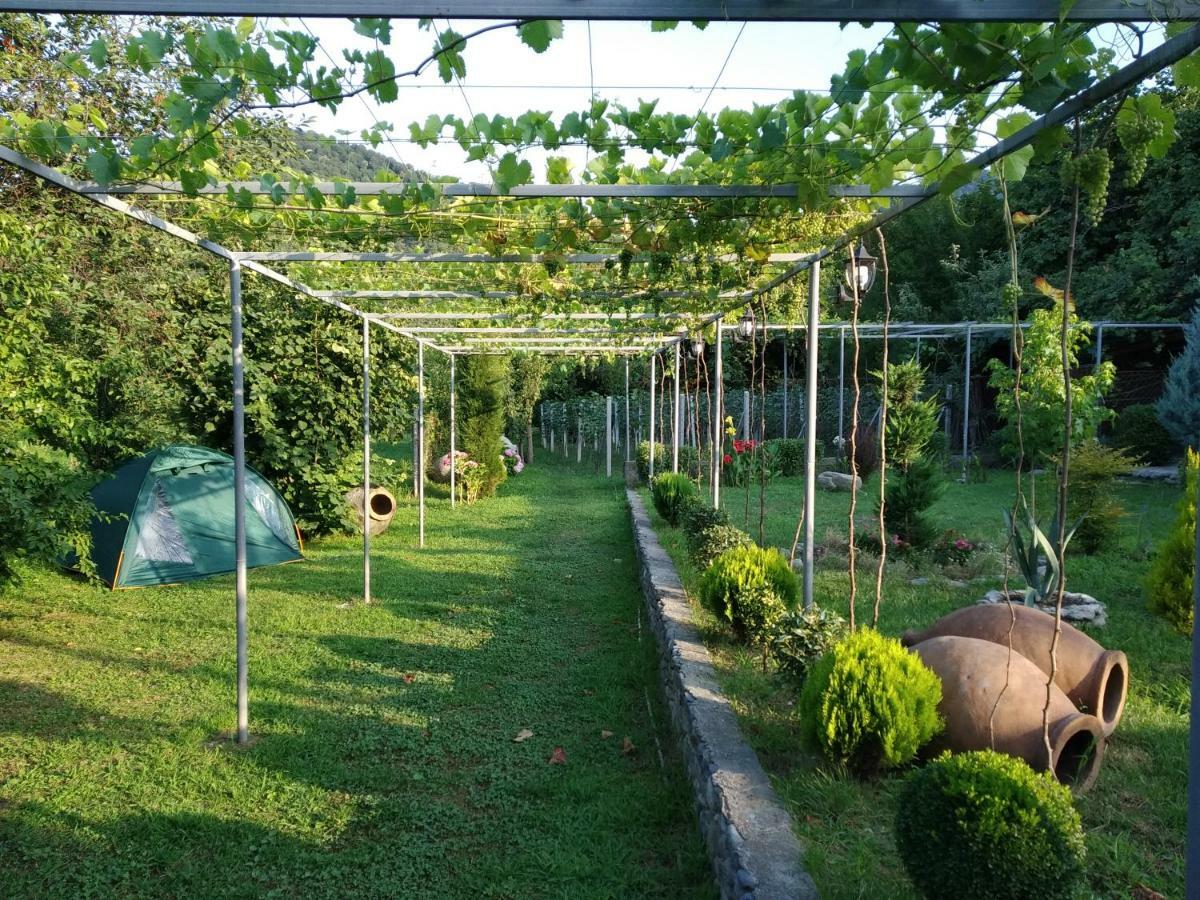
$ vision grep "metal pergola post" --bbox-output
[624,358,631,463]
[229,258,249,745]
[649,354,657,480]
[362,316,371,605]
[1095,324,1104,368]
[803,261,821,611]
[961,325,973,481]
[606,396,613,478]
[672,343,681,473]
[782,338,789,440]
[417,342,426,548]
[449,355,457,508]
[713,324,724,509]
[838,326,846,454]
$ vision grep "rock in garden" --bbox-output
[978,589,1108,628]
[1127,465,1180,485]
[817,471,862,492]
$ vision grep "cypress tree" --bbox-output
[459,355,511,498]
[1158,304,1200,449]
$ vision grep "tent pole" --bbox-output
[803,262,822,611]
[672,343,681,473]
[362,316,371,605]
[450,354,457,508]
[229,258,249,745]
[713,323,723,510]
[418,342,425,548]
[649,354,657,480]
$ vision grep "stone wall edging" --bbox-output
[626,488,818,900]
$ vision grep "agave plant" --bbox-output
[1002,506,1083,606]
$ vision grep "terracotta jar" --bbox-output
[912,635,1105,792]
[902,604,1127,736]
[345,485,397,536]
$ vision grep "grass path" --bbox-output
[0,459,714,899]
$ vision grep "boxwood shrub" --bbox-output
[799,628,942,774]
[687,523,753,571]
[650,472,698,526]
[895,750,1086,900]
[698,544,797,644]
[681,502,729,539]
[771,604,848,686]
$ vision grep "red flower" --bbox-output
[723,454,733,465]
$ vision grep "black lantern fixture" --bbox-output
[840,242,878,301]
[735,308,755,340]
[690,335,706,357]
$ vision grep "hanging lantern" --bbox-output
[690,335,705,357]
[842,242,878,297]
[735,308,755,340]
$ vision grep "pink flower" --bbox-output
[954,538,971,551]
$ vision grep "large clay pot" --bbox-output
[902,604,1127,736]
[345,485,397,536]
[912,635,1105,792]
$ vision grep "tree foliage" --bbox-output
[1158,303,1200,449]
[987,300,1115,464]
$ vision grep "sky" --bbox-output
[270,18,1158,184]
[274,18,894,181]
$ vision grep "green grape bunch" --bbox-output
[1061,148,1111,226]
[1001,281,1022,312]
[1116,112,1164,187]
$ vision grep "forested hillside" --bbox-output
[286,128,424,181]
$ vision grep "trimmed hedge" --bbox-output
[895,750,1086,900]
[799,628,942,774]
[650,472,698,526]
[1113,403,1177,466]
[698,544,797,644]
[765,437,809,477]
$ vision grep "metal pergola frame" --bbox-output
[5,14,1200,888]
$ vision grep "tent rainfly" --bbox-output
[83,445,303,588]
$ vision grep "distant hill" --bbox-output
[287,129,423,182]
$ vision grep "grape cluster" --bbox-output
[1116,112,1164,187]
[1061,149,1112,225]
[1001,281,1022,311]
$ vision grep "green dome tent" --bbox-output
[84,445,303,589]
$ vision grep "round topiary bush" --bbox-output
[799,628,942,774]
[895,750,1086,900]
[687,523,753,570]
[650,472,698,526]
[1114,403,1177,465]
[698,544,797,644]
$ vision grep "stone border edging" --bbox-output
[626,489,818,900]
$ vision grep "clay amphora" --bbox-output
[902,604,1127,736]
[912,635,1105,792]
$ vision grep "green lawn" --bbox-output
[646,469,1191,899]
[0,455,715,899]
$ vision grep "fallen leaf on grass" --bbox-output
[401,673,416,684]
[1133,886,1165,900]
[548,747,567,765]
[600,730,613,740]
[621,737,637,756]
[513,729,534,743]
